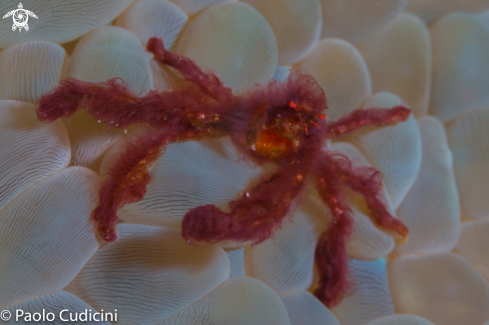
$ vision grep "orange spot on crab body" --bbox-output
[254,130,292,160]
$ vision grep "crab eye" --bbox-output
[289,100,300,110]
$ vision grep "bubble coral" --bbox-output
[2,0,489,324]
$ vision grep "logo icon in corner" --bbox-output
[2,3,38,32]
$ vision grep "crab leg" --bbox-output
[36,76,234,129]
[92,128,169,242]
[37,37,236,128]
[313,151,355,308]
[182,164,307,245]
[325,106,410,138]
[94,122,227,242]
[35,76,160,127]
[147,37,233,101]
[312,150,409,307]
[331,153,409,239]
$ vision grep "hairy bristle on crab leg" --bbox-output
[35,37,411,307]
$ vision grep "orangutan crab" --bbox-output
[36,37,409,308]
